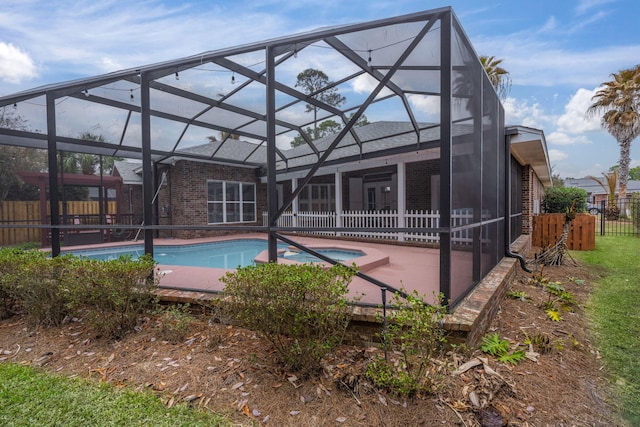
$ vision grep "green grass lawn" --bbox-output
[573,235,640,425]
[0,363,231,427]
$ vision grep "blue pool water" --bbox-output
[67,239,284,269]
[67,239,364,269]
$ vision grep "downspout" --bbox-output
[505,129,532,273]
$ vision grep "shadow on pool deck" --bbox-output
[67,233,530,347]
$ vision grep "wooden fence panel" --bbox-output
[532,213,595,251]
[0,201,117,246]
[0,201,41,246]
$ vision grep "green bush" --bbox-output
[0,249,76,326]
[366,291,446,396]
[0,248,31,320]
[221,262,357,375]
[543,187,587,213]
[0,249,157,336]
[65,255,157,339]
[0,248,17,319]
[154,304,196,343]
[631,193,640,232]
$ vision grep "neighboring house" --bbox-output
[114,121,551,241]
[112,160,144,226]
[565,178,640,207]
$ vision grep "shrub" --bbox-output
[65,255,157,339]
[0,249,77,326]
[543,187,587,213]
[0,249,157,336]
[221,262,357,375]
[366,291,446,396]
[0,248,29,320]
[480,333,526,364]
[631,193,640,232]
[154,304,196,343]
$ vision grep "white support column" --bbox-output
[292,177,299,229]
[335,171,342,237]
[397,162,406,242]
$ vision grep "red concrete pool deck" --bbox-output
[151,234,443,307]
[65,233,531,346]
[65,233,443,305]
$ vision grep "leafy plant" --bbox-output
[498,350,527,365]
[506,291,530,302]
[480,333,510,356]
[524,333,552,354]
[539,299,562,321]
[0,248,157,335]
[543,187,587,213]
[630,193,640,232]
[154,304,196,344]
[567,276,586,286]
[480,333,526,365]
[0,249,77,326]
[221,262,357,375]
[545,308,562,322]
[544,282,575,304]
[527,271,551,287]
[366,291,446,396]
[66,254,158,339]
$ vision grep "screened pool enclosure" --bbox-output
[0,7,523,307]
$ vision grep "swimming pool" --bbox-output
[67,239,363,269]
[67,239,286,269]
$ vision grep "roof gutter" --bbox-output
[505,128,531,273]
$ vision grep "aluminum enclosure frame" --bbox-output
[0,7,509,307]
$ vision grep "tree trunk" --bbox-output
[538,216,576,266]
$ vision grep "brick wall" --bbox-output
[119,184,143,226]
[406,159,440,210]
[521,165,546,235]
[158,161,265,239]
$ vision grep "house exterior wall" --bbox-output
[122,185,143,226]
[521,164,545,235]
[159,161,265,239]
[112,168,143,226]
[406,159,440,211]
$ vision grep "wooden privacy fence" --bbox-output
[0,201,117,246]
[532,213,595,251]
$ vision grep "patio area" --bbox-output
[68,232,530,346]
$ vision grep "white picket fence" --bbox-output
[262,209,476,244]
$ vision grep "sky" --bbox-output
[1,0,639,179]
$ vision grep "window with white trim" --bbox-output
[207,180,256,224]
[299,184,335,211]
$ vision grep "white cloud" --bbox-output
[351,74,393,98]
[503,97,553,129]
[556,87,602,133]
[407,94,439,122]
[2,1,288,82]
[576,0,616,15]
[99,57,123,73]
[0,42,37,83]
[548,148,568,162]
[547,131,592,146]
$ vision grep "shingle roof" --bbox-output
[113,160,143,184]
[565,178,640,194]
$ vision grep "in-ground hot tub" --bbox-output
[254,244,389,273]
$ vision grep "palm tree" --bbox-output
[479,55,511,100]
[587,65,640,202]
[587,170,620,220]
